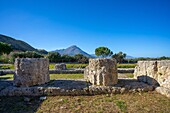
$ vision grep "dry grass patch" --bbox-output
[1,92,169,113]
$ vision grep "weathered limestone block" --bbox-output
[14,58,50,87]
[134,60,170,89]
[84,58,118,86]
[55,63,67,70]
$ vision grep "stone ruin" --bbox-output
[134,60,170,98]
[1,58,170,98]
[55,63,67,70]
[84,58,118,86]
[14,58,50,87]
[134,60,170,88]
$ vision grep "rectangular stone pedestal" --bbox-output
[84,58,118,86]
[14,58,50,87]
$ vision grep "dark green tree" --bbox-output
[112,51,126,63]
[95,47,113,58]
[46,52,61,63]
[74,54,88,63]
[61,54,75,62]
[0,42,13,55]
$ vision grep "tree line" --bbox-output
[0,42,170,64]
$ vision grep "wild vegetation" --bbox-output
[112,51,126,63]
[0,63,136,70]
[0,42,13,55]
[0,92,169,113]
[0,34,36,51]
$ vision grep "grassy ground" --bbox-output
[0,73,170,112]
[49,63,88,69]
[0,73,133,80]
[0,92,170,113]
[117,64,137,68]
[0,74,84,80]
[50,74,83,80]
[0,74,13,80]
[0,64,14,70]
[0,63,136,70]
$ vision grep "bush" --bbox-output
[10,51,44,63]
[0,54,13,63]
[46,52,61,63]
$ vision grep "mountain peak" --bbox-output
[69,45,78,48]
[53,45,93,58]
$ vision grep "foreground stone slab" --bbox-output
[155,87,170,98]
[134,60,170,89]
[84,58,118,86]
[14,58,50,87]
[0,79,154,96]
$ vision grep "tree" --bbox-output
[61,54,75,62]
[46,52,61,63]
[95,47,113,58]
[74,54,88,63]
[0,42,13,55]
[112,51,126,63]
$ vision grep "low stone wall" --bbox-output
[49,69,84,74]
[118,68,134,73]
[84,58,118,86]
[0,70,15,75]
[14,58,50,87]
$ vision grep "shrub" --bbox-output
[46,52,61,63]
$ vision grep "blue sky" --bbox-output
[0,0,170,57]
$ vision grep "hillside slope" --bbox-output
[0,34,36,51]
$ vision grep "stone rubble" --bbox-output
[0,79,154,96]
[55,63,67,70]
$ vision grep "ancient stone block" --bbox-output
[134,60,170,89]
[55,63,67,70]
[84,58,118,86]
[14,58,50,87]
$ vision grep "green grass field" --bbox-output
[0,64,14,70]
[0,73,134,80]
[0,63,136,70]
[117,64,137,68]
[0,74,84,81]
[49,63,88,69]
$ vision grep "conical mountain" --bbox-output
[53,45,93,57]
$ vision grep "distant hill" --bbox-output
[0,34,36,51]
[0,34,48,54]
[126,55,134,59]
[52,45,93,58]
